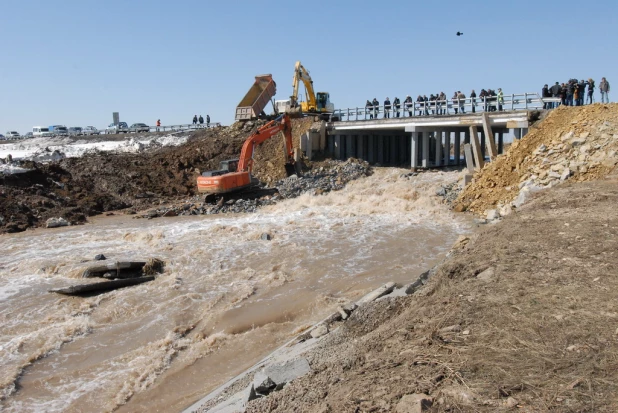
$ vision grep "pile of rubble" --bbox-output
[454,104,618,217]
[276,158,372,198]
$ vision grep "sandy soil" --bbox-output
[245,177,618,412]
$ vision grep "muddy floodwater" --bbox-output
[0,168,471,412]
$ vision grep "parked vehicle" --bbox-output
[82,126,100,136]
[33,126,53,137]
[68,127,83,136]
[0,134,5,140]
[5,131,20,140]
[106,122,129,134]
[129,123,150,133]
[24,132,34,139]
[49,125,69,136]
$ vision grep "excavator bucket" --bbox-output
[284,162,296,177]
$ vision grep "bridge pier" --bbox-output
[453,130,461,166]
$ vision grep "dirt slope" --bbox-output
[454,104,618,214]
[0,119,315,233]
[247,179,618,413]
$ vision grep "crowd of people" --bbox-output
[364,88,506,119]
[192,114,211,127]
[542,77,610,108]
[361,77,610,119]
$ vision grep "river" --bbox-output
[0,168,470,412]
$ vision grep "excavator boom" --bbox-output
[291,61,317,112]
[196,114,296,198]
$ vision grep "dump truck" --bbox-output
[235,74,277,121]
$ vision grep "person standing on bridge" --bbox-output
[438,92,446,115]
[192,115,198,125]
[404,96,413,117]
[198,115,204,126]
[550,82,561,108]
[384,97,392,118]
[372,98,379,119]
[497,88,504,111]
[470,90,477,113]
[577,80,586,106]
[542,84,550,109]
[393,97,401,118]
[457,91,466,114]
[452,92,459,114]
[366,100,374,119]
[600,77,610,103]
[156,119,161,132]
[587,78,595,105]
[416,95,424,116]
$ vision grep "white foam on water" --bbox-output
[0,168,471,412]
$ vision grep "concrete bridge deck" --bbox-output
[311,110,537,169]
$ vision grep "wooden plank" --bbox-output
[482,113,498,160]
[469,126,485,170]
[464,144,475,173]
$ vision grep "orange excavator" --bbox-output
[197,114,296,203]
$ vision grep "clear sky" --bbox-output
[1,0,616,134]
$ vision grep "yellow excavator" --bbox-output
[275,61,335,119]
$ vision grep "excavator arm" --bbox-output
[237,114,295,174]
[291,61,317,112]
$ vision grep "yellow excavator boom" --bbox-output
[291,61,318,112]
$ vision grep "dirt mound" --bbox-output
[247,179,618,412]
[252,117,315,184]
[454,104,618,214]
[0,119,317,233]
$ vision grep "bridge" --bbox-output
[300,93,558,170]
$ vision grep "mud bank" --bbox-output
[216,178,618,413]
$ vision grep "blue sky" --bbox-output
[1,0,616,133]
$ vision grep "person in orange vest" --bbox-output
[156,119,161,132]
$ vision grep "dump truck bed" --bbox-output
[235,75,276,121]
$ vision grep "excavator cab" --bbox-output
[316,92,329,111]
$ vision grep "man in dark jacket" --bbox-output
[198,115,204,125]
[470,90,477,113]
[372,98,379,119]
[366,99,374,119]
[416,95,424,116]
[566,81,575,106]
[542,84,550,109]
[577,81,586,106]
[587,79,595,104]
[206,115,210,127]
[192,115,198,125]
[384,97,391,118]
[393,97,401,117]
[404,95,413,117]
[550,82,561,108]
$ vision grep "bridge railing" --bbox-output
[332,93,561,122]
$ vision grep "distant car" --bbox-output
[0,134,5,140]
[82,126,99,136]
[106,122,129,134]
[33,126,53,138]
[129,123,150,133]
[68,127,83,136]
[5,131,20,140]
[24,132,34,139]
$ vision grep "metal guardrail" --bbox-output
[331,93,562,122]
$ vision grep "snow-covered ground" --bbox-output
[0,133,191,174]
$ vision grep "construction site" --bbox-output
[1,58,618,413]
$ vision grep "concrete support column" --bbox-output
[345,135,354,159]
[422,132,429,168]
[434,130,442,167]
[358,135,366,160]
[390,136,398,166]
[368,135,375,163]
[334,135,342,159]
[411,132,419,169]
[377,134,385,164]
[454,130,461,166]
[497,131,504,154]
[469,126,485,169]
[444,129,451,166]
